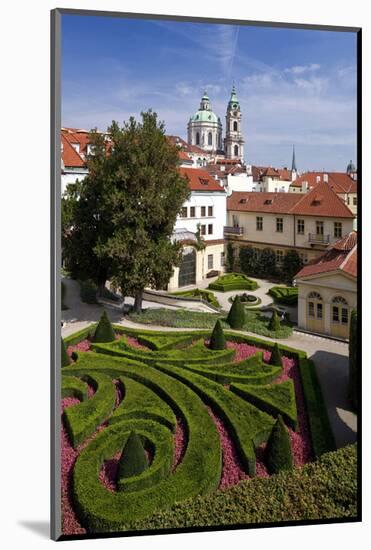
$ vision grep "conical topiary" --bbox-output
[227,295,246,329]
[61,337,70,367]
[117,432,148,486]
[209,320,226,350]
[265,415,293,474]
[92,310,115,343]
[269,343,283,366]
[268,309,281,332]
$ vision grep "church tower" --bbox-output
[224,84,244,161]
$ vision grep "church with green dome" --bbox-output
[187,85,245,161]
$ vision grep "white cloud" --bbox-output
[284,63,321,74]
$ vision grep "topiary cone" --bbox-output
[269,343,283,366]
[265,415,293,474]
[268,309,281,332]
[92,310,116,343]
[227,295,246,329]
[61,337,70,367]
[209,319,226,350]
[117,431,148,487]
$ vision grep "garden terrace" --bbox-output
[208,272,258,292]
[171,288,221,309]
[61,324,337,535]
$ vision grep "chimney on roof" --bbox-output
[323,173,328,183]
[301,180,309,193]
[316,175,321,183]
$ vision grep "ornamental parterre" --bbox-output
[61,326,335,535]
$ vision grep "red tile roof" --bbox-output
[228,181,354,218]
[291,172,357,193]
[252,165,292,181]
[295,231,357,279]
[61,133,86,168]
[167,135,207,156]
[179,167,224,192]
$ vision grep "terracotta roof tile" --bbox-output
[61,133,86,167]
[295,231,357,279]
[179,167,224,192]
[291,181,354,218]
[291,172,357,193]
[227,191,300,214]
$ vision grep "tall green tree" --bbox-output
[62,111,190,311]
[239,246,258,276]
[257,248,276,278]
[226,243,234,272]
[282,250,303,283]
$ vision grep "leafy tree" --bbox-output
[92,310,115,343]
[348,309,357,410]
[270,343,283,366]
[257,248,276,278]
[226,243,234,272]
[117,432,148,484]
[209,320,226,350]
[268,309,281,332]
[239,246,258,276]
[282,250,303,283]
[61,337,70,367]
[62,131,114,295]
[265,415,293,474]
[63,111,190,312]
[227,295,246,329]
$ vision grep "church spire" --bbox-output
[291,145,297,172]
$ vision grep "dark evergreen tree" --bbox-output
[269,343,283,366]
[239,246,258,276]
[282,250,303,283]
[348,309,357,410]
[209,319,226,350]
[117,431,148,483]
[226,242,234,272]
[227,295,246,329]
[257,248,277,278]
[61,337,70,367]
[265,415,293,474]
[92,310,116,343]
[268,309,281,332]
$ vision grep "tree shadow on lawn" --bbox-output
[311,350,357,449]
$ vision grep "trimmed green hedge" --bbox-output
[131,444,357,530]
[171,288,221,309]
[61,376,88,402]
[109,376,176,431]
[208,272,258,292]
[265,415,293,474]
[92,311,116,343]
[117,432,149,487]
[268,286,298,306]
[62,372,117,448]
[209,320,226,350]
[299,358,336,456]
[231,380,298,431]
[155,362,274,476]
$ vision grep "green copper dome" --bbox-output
[228,84,240,109]
[190,110,219,123]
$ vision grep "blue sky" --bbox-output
[62,14,357,171]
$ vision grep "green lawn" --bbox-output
[127,307,293,338]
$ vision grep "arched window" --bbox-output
[234,144,239,156]
[208,132,212,146]
[308,291,322,300]
[332,296,348,305]
[233,121,238,132]
[331,295,349,326]
[196,132,200,145]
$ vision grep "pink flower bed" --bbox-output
[172,418,187,471]
[126,336,149,350]
[67,339,91,357]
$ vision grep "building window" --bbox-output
[208,132,212,146]
[332,296,349,325]
[208,254,213,269]
[234,144,239,156]
[353,196,357,206]
[208,224,213,235]
[201,206,206,217]
[196,132,200,145]
[233,121,238,132]
[297,219,305,234]
[220,252,225,266]
[308,302,315,317]
[276,218,283,232]
[347,196,350,205]
[299,252,308,264]
[180,207,187,218]
[200,224,206,236]
[208,206,213,217]
[190,206,196,218]
[334,222,342,238]
[256,216,263,231]
[316,221,324,235]
[307,291,323,320]
[276,250,284,264]
[317,303,323,319]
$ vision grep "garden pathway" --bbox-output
[61,277,356,450]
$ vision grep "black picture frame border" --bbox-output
[51,7,362,542]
